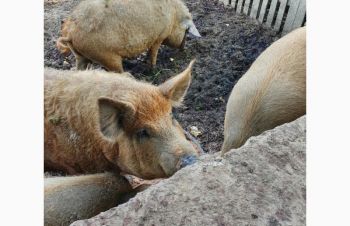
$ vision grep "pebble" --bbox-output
[190,126,202,137]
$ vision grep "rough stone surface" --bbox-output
[71,116,306,226]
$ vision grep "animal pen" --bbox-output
[219,0,306,34]
[44,0,304,153]
[44,0,307,225]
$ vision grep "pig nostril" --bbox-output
[178,155,198,169]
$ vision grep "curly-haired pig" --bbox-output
[45,60,199,179]
[221,27,306,153]
[56,0,201,72]
[44,172,133,226]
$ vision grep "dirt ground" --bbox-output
[44,0,279,153]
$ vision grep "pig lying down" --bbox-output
[57,0,201,72]
[44,172,133,226]
[221,27,306,153]
[44,60,199,179]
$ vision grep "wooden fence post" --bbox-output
[273,0,288,31]
[243,0,252,14]
[217,0,306,34]
[258,0,269,23]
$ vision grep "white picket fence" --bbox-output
[219,0,306,34]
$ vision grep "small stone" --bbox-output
[214,157,222,162]
[189,126,202,137]
[48,116,61,125]
[241,161,248,167]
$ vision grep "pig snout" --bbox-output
[177,154,198,169]
[159,142,199,177]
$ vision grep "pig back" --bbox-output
[223,27,306,151]
[44,172,133,226]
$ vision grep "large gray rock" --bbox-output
[72,116,306,226]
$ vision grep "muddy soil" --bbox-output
[44,0,279,153]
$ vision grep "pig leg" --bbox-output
[67,44,91,70]
[149,41,162,67]
[76,55,92,70]
[98,54,124,73]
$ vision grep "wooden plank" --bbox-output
[250,0,262,19]
[236,0,244,13]
[258,0,269,23]
[220,0,231,5]
[283,0,302,33]
[302,15,306,26]
[243,0,252,14]
[292,0,306,28]
[273,0,288,31]
[266,0,278,26]
[231,0,237,9]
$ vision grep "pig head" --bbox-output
[44,60,199,179]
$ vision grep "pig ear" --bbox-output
[159,59,195,106]
[97,97,135,141]
[181,20,201,37]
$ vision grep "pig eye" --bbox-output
[136,129,150,140]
